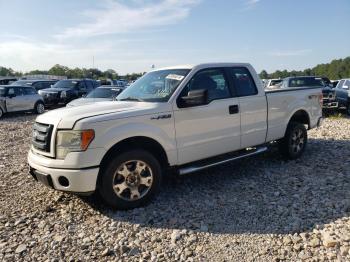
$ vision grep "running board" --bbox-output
[178,146,268,176]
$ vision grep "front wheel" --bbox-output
[279,122,308,160]
[34,101,45,114]
[347,103,350,116]
[0,108,3,119]
[98,150,162,209]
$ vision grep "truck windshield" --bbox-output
[0,87,6,96]
[11,80,32,86]
[117,69,190,102]
[52,80,79,89]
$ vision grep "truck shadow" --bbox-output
[83,138,350,235]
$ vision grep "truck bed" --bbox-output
[265,86,322,142]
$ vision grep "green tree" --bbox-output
[259,70,268,79]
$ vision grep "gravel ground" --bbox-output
[0,112,350,261]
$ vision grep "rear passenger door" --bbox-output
[23,87,39,109]
[226,67,267,148]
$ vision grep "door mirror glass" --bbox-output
[179,89,208,107]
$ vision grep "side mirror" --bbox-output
[179,89,208,108]
[343,85,349,89]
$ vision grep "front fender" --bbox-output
[83,119,178,165]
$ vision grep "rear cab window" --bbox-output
[227,67,258,97]
[289,77,324,87]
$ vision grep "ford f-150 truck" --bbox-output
[28,63,323,209]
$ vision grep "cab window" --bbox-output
[180,68,231,103]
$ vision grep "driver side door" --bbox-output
[173,68,241,165]
[6,87,26,112]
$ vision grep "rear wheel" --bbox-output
[98,150,162,209]
[347,103,350,116]
[0,108,3,119]
[34,101,45,114]
[279,122,307,160]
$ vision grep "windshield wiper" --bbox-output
[118,97,144,102]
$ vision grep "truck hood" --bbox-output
[66,97,112,107]
[36,101,169,129]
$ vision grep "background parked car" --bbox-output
[100,79,128,87]
[0,85,45,118]
[66,85,126,107]
[38,79,100,106]
[280,76,338,110]
[264,79,283,89]
[0,77,17,85]
[11,79,58,91]
[335,79,350,115]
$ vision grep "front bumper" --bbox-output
[322,99,338,109]
[28,150,99,193]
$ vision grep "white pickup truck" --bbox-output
[28,63,323,209]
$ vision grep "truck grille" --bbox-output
[32,122,53,153]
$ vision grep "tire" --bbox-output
[347,103,350,116]
[98,150,162,209]
[34,101,45,114]
[0,108,3,119]
[279,122,308,160]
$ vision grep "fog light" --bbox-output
[58,176,69,187]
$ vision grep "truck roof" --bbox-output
[154,63,252,71]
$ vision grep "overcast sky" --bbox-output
[0,0,349,74]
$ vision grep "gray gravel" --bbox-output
[0,112,350,261]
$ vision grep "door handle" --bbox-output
[229,105,239,114]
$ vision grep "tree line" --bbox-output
[1,57,350,81]
[259,57,350,80]
[0,64,144,81]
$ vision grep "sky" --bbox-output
[0,0,349,74]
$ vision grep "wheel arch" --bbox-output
[288,109,310,129]
[98,136,170,184]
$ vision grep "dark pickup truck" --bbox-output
[38,79,100,106]
[280,76,337,109]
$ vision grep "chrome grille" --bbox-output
[32,122,53,153]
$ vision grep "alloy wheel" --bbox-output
[37,103,45,114]
[112,160,153,201]
[290,129,305,154]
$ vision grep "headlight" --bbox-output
[56,130,95,159]
[61,91,67,98]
